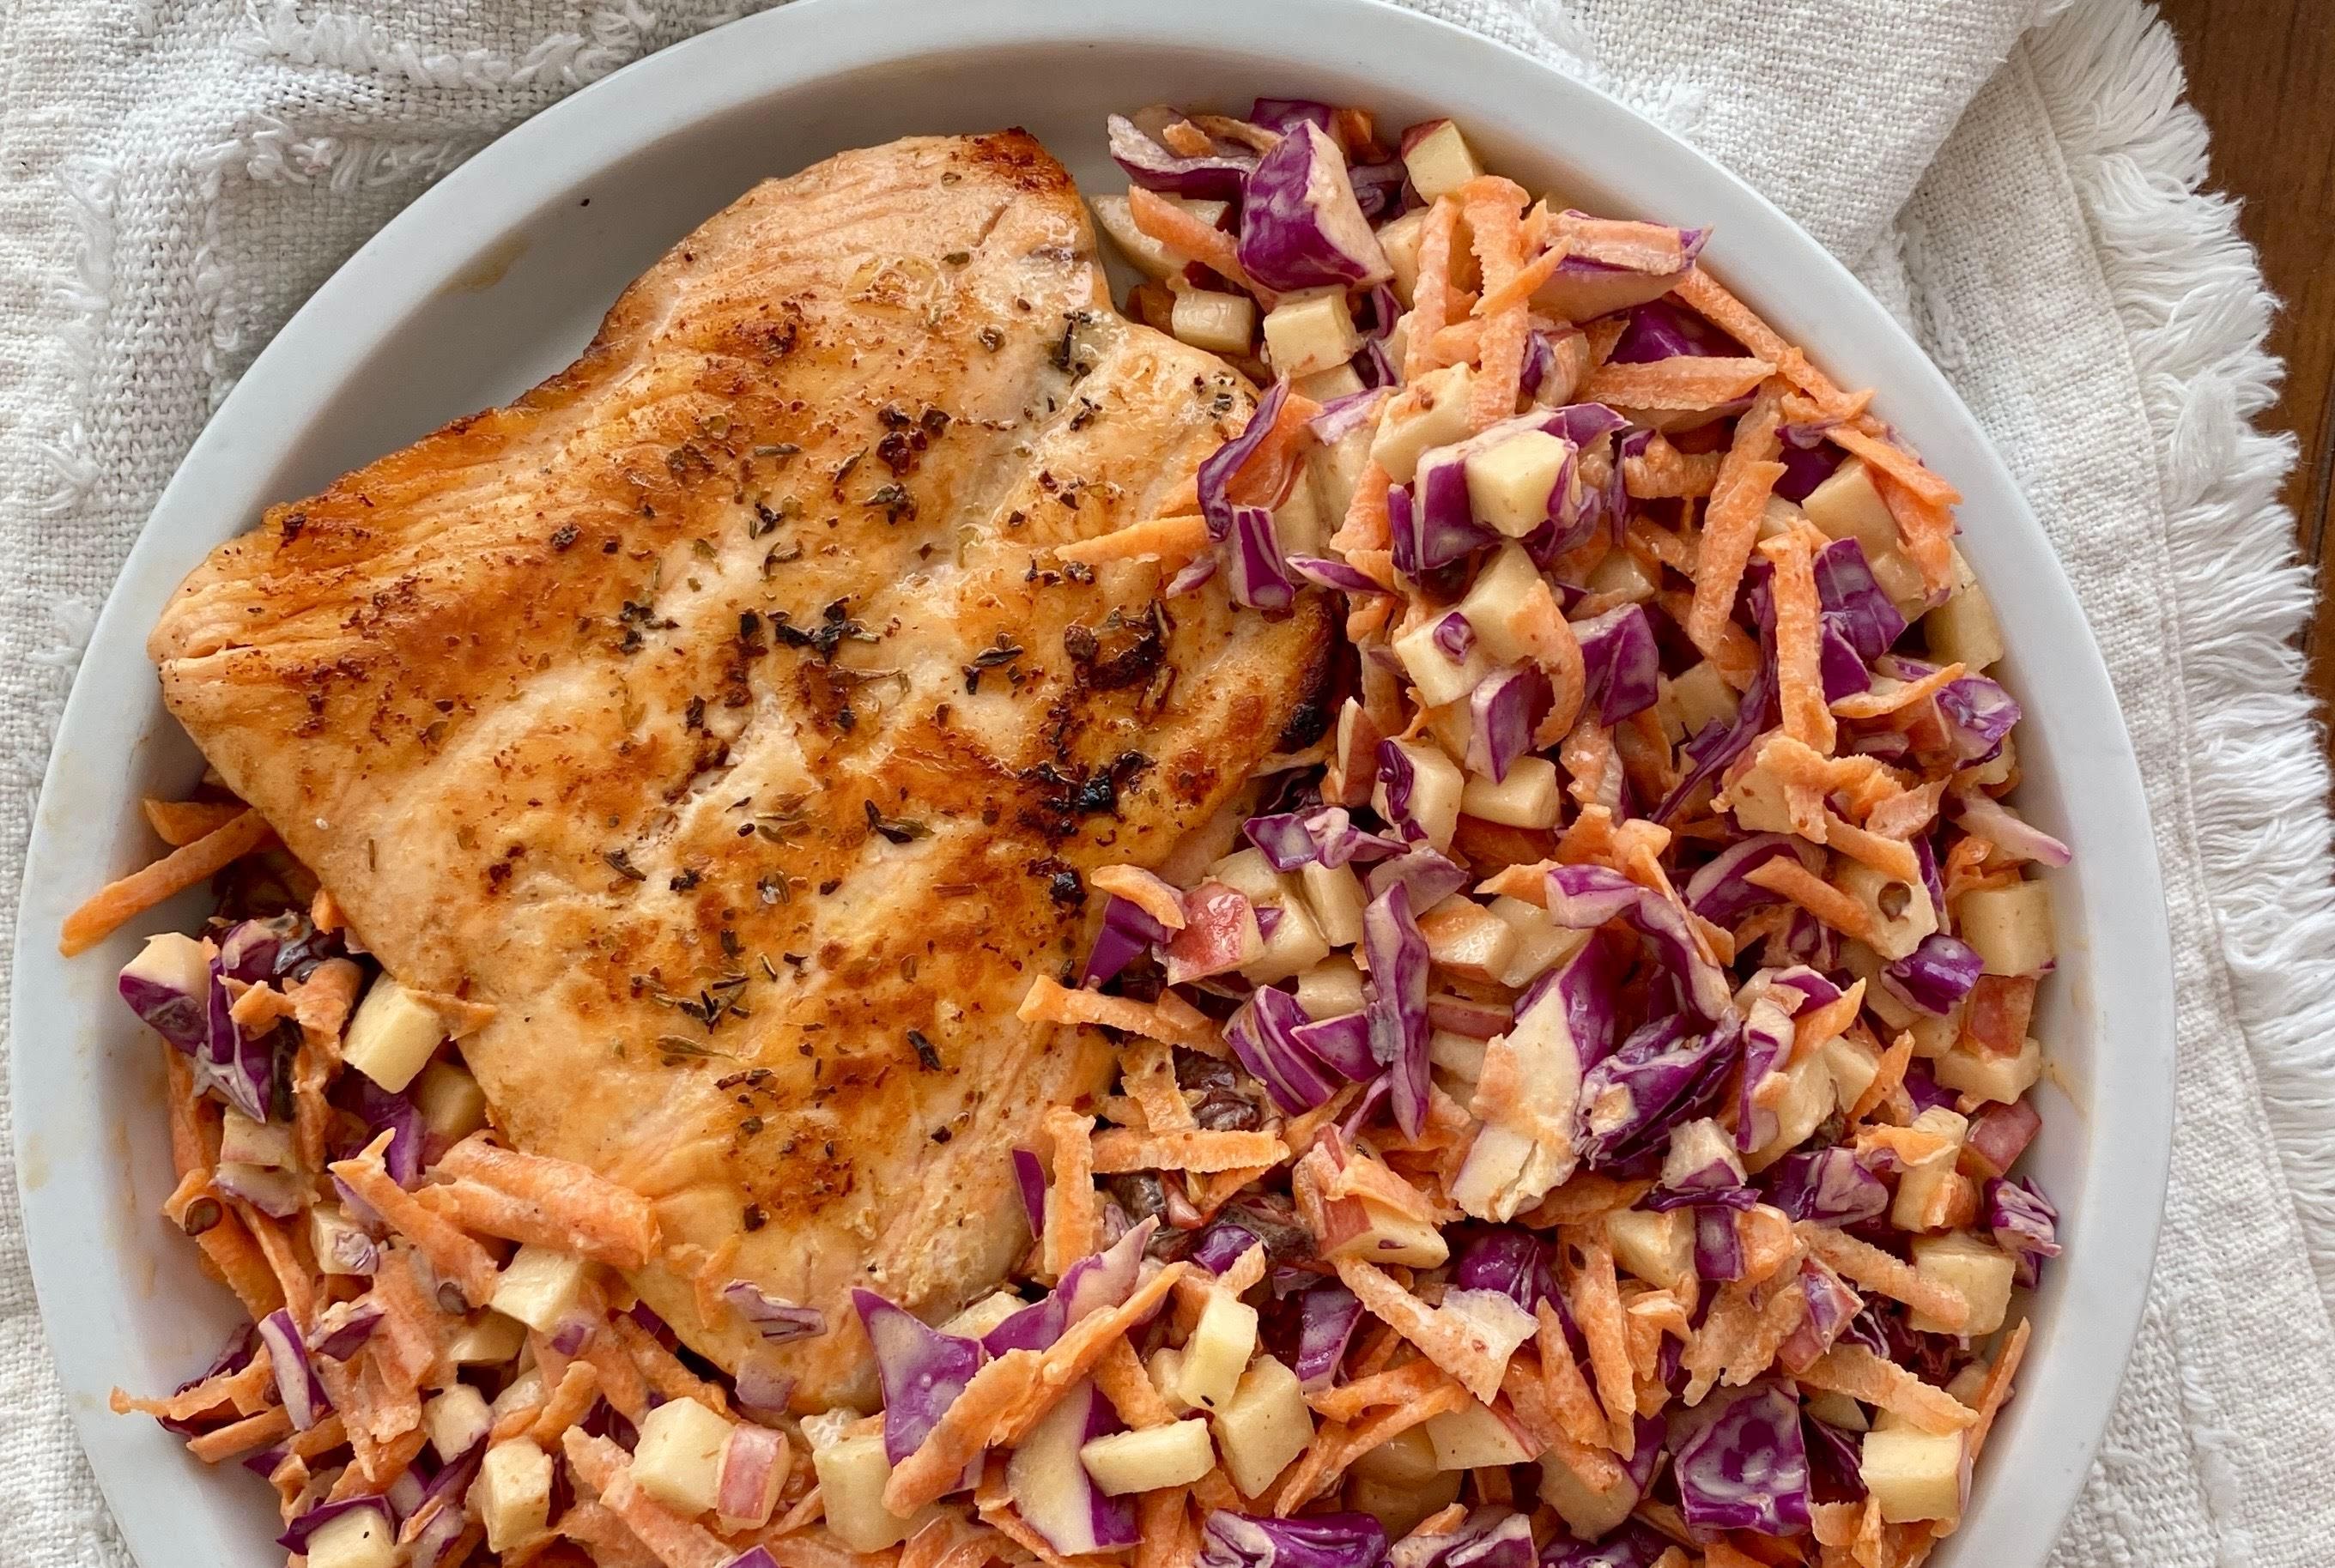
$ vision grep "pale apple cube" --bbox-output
[1455,544,1543,664]
[1925,548,2006,669]
[1657,660,1738,745]
[1299,864,1368,951]
[1723,763,1798,836]
[1147,1347,1196,1416]
[1369,363,1477,483]
[1421,699,1475,766]
[1967,730,2017,790]
[1889,1110,1970,1232]
[1861,1427,1966,1524]
[1418,899,1519,985]
[1348,1470,1463,1541]
[1801,458,1929,617]
[1320,1196,1450,1268]
[1804,1389,1869,1431]
[342,975,447,1094]
[423,1383,492,1462]
[1757,494,1807,541]
[1489,896,1588,990]
[1428,1028,1488,1089]
[1908,1233,2016,1335]
[1945,1363,1990,1408]
[1584,547,1659,603]
[1401,119,1484,203]
[814,1431,918,1553]
[1466,429,1573,538]
[489,1366,543,1422]
[942,1290,1028,1341]
[1376,210,1429,306]
[1374,738,1465,851]
[1538,1447,1641,1539]
[478,1438,554,1552]
[1748,1051,1841,1171]
[1932,1037,2042,1105]
[716,1425,789,1532]
[1907,1004,1966,1060]
[1423,1399,1534,1470]
[1244,893,1331,985]
[1211,1356,1313,1497]
[1273,472,1325,559]
[632,1395,733,1516]
[413,1057,490,1146]
[1392,612,1494,710]
[1308,404,1380,521]
[1265,289,1362,379]
[306,1504,397,1568]
[1172,289,1257,356]
[1823,1032,1883,1112]
[1081,1418,1216,1495]
[1295,954,1367,1019]
[488,1244,591,1334]
[1835,857,1938,962]
[218,1110,295,1169]
[309,1206,374,1278]
[1177,1290,1260,1413]
[1461,756,1561,828]
[1090,194,1229,281]
[1956,880,2056,976]
[446,1310,526,1365]
[1604,1207,1695,1295]
[1297,362,1368,405]
[1838,940,1920,1031]
[1205,847,1287,909]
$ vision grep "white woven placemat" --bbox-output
[2,0,2331,1562]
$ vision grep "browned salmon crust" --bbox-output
[149,131,1332,1406]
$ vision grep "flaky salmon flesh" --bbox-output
[148,131,1332,1408]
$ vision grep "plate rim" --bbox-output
[9,3,2174,1565]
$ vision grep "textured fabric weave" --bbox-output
[2,1,2331,1564]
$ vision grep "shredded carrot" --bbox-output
[1568,1235,1636,1453]
[1559,715,1620,814]
[1798,1226,1969,1333]
[61,808,276,955]
[1798,1343,1975,1435]
[111,1347,276,1423]
[566,1431,735,1568]
[1742,857,1878,945]
[1554,213,1699,272]
[328,1131,500,1310]
[1221,389,1325,508]
[231,1201,316,1326]
[434,1135,660,1268]
[1089,1127,1288,1174]
[1093,1335,1176,1429]
[1829,425,1960,511]
[1870,463,1958,595]
[193,1207,288,1320]
[1822,814,1924,886]
[1967,1317,2032,1457]
[1624,436,1723,499]
[1125,188,1255,297]
[1470,304,1531,431]
[186,1404,292,1463]
[1757,519,1836,754]
[1581,356,1774,411]
[1514,579,1587,746]
[1671,267,1858,415]
[1016,974,1214,1049]
[1089,867,1187,931]
[1404,200,1462,381]
[162,1045,215,1178]
[1684,383,1787,657]
[1053,513,1210,568]
[1329,461,1393,554]
[1831,660,1967,720]
[143,796,249,847]
[1306,1357,1466,1422]
[1040,1105,1098,1277]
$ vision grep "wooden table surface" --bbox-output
[2156,0,2335,737]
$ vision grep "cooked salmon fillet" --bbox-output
[148,131,1332,1406]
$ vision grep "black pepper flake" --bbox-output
[864,800,931,844]
[942,250,971,266]
[743,1202,767,1228]
[550,523,579,550]
[865,482,915,523]
[670,868,702,892]
[720,929,743,960]
[907,1030,942,1071]
[817,881,840,896]
[978,326,1004,352]
[603,848,646,881]
[931,1127,953,1143]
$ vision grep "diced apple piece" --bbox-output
[1967,730,2017,790]
[1907,1004,1965,1060]
[1421,699,1475,766]
[1369,363,1476,484]
[1346,1426,1459,1536]
[413,1058,490,1147]
[1400,119,1484,203]
[1823,1032,1883,1112]
[1489,897,1587,990]
[218,1110,296,1169]
[941,1291,1028,1342]
[1265,288,1362,379]
[1585,547,1659,603]
[1376,210,1429,306]
[1393,612,1495,710]
[1081,1419,1216,1495]
[309,1206,374,1277]
[1747,1051,1841,1173]
[1802,459,1929,618]
[1319,1196,1451,1269]
[1148,1347,1195,1416]
[478,1438,554,1552]
[1296,954,1367,1019]
[716,1424,790,1533]
[1422,1399,1534,1470]
[1723,763,1797,836]
[1834,857,1938,963]
[1298,865,1368,953]
[1454,544,1543,665]
[306,1504,397,1568]
[1428,1028,1488,1089]
[1308,401,1380,522]
[489,1366,543,1423]
[342,975,446,1094]
[1538,1447,1643,1539]
[632,1395,733,1516]
[1605,1207,1695,1296]
[1177,1290,1261,1414]
[1172,290,1257,356]
[1757,494,1806,542]
[1245,893,1331,986]
[488,1244,591,1335]
[1010,1381,1136,1554]
[1466,429,1573,538]
[815,1431,919,1553]
[446,1311,526,1366]
[423,1383,492,1462]
[1461,756,1561,828]
[1907,1234,2016,1336]
[1804,1389,1868,1431]
[1861,1427,1966,1525]
[1955,881,2056,976]
[1933,1038,2043,1105]
[1090,194,1230,281]
[1416,899,1519,985]
[1924,549,2005,669]
[1890,1110,1970,1232]
[1275,471,1328,560]
[1374,739,1465,852]
[1296,362,1368,404]
[1657,661,1737,745]
[1210,1356,1313,1498]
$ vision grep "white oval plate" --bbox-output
[12,2,2173,1564]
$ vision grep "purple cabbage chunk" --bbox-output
[853,1289,986,1463]
[1235,122,1393,294]
[1670,1383,1813,1537]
